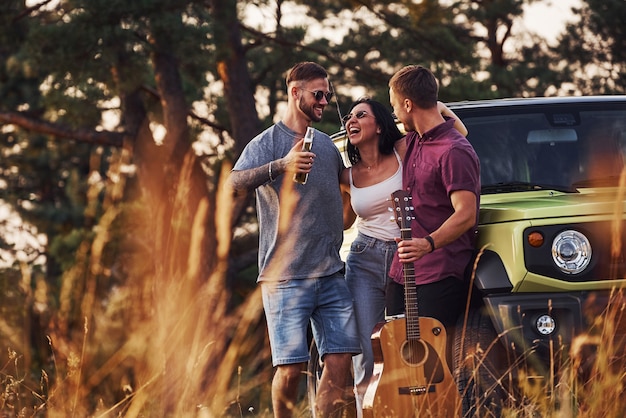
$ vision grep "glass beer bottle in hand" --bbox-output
[294,127,314,184]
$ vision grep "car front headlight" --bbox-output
[551,230,591,274]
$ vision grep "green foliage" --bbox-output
[554,0,626,94]
[48,228,93,272]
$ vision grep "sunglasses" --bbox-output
[342,110,372,124]
[302,89,334,102]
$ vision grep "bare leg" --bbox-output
[315,353,352,418]
[272,363,305,418]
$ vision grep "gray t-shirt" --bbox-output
[233,121,345,281]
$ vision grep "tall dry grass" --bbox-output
[0,149,291,417]
[491,289,626,418]
[454,290,626,417]
[2,156,626,418]
[456,187,626,417]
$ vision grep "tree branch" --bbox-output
[13,0,56,22]
[0,111,125,147]
[140,84,228,131]
[240,24,388,84]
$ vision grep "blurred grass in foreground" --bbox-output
[1,158,626,417]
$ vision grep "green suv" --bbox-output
[447,95,626,414]
[310,95,626,415]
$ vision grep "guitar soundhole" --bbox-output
[400,339,428,366]
[399,340,446,383]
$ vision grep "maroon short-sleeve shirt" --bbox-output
[389,118,480,285]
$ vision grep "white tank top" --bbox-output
[349,150,402,241]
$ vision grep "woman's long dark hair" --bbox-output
[345,97,403,166]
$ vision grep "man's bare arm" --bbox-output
[229,161,278,192]
[228,137,315,193]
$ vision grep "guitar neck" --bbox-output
[400,227,420,341]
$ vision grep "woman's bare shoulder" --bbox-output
[394,136,407,159]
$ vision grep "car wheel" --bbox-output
[307,339,323,415]
[453,308,513,416]
[307,340,356,417]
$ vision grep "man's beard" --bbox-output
[299,96,322,123]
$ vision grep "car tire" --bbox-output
[307,339,323,416]
[453,308,512,416]
[307,340,356,417]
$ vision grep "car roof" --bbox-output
[331,95,626,140]
[447,95,626,110]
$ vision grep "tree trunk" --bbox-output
[209,0,262,155]
[209,0,262,232]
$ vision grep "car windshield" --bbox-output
[458,105,626,194]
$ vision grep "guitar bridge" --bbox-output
[398,385,436,396]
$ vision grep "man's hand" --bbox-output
[395,237,431,263]
[278,137,316,175]
[394,189,476,263]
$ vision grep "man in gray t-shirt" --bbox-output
[229,62,359,418]
[233,120,345,281]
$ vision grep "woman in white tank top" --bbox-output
[340,98,406,416]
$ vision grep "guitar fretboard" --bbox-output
[401,227,421,341]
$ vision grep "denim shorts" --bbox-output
[261,271,360,366]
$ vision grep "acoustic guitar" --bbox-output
[362,190,460,417]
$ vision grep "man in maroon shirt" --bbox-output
[388,65,480,341]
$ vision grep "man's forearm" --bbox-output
[229,164,270,192]
[229,159,284,192]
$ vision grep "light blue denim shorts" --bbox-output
[261,271,360,366]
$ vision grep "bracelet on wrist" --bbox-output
[268,161,275,182]
[424,235,435,253]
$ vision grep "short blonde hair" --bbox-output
[389,65,438,109]
[286,62,328,86]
